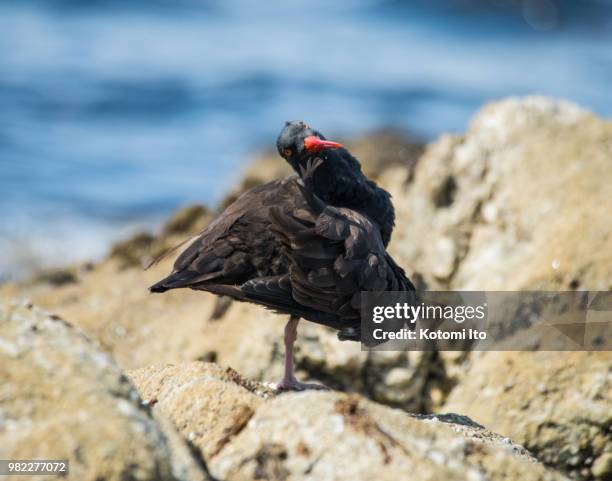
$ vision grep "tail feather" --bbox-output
[149,268,226,293]
[149,278,171,293]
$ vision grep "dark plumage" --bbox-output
[150,121,414,390]
[277,121,396,246]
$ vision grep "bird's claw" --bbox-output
[299,157,323,182]
[268,378,329,392]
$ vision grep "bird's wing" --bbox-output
[238,185,414,335]
[149,178,296,292]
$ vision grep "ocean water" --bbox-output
[1,0,612,279]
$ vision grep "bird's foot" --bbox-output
[299,157,323,182]
[268,377,329,392]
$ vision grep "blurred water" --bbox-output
[1,0,612,279]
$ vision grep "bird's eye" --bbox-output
[283,148,292,157]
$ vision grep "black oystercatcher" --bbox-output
[150,121,414,390]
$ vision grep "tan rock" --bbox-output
[591,452,612,480]
[0,302,209,481]
[210,390,566,481]
[127,362,271,460]
[384,96,612,291]
[124,361,567,481]
[443,351,612,480]
[0,259,222,370]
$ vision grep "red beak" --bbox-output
[304,135,343,152]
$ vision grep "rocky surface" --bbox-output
[128,363,271,461]
[1,96,610,481]
[444,351,612,481]
[382,96,612,291]
[128,361,567,481]
[0,301,209,481]
[1,299,567,481]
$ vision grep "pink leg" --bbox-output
[273,316,328,391]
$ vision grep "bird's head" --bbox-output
[276,121,343,173]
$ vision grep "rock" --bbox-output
[109,231,157,269]
[128,362,272,461]
[431,236,457,280]
[443,351,612,480]
[373,97,612,480]
[0,301,210,481]
[126,361,567,481]
[234,391,562,481]
[30,266,79,286]
[383,96,612,291]
[340,128,424,181]
[161,204,210,237]
[591,453,612,480]
[0,253,226,370]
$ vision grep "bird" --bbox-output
[150,121,414,390]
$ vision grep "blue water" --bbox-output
[1,0,612,278]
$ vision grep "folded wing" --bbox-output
[239,182,414,339]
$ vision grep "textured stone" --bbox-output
[0,302,210,481]
[383,96,612,291]
[128,362,271,460]
[126,362,568,481]
[444,351,612,481]
[210,390,566,481]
